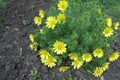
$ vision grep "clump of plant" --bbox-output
[30,69,39,79]
[29,0,120,77]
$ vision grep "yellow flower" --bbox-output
[34,16,42,26]
[53,40,67,54]
[81,53,92,62]
[39,50,53,65]
[46,16,58,29]
[69,53,78,60]
[39,10,45,18]
[39,49,50,59]
[41,57,47,65]
[93,67,104,77]
[59,66,69,72]
[57,13,66,22]
[92,48,104,58]
[114,22,119,30]
[102,27,114,37]
[58,0,68,12]
[109,51,120,62]
[45,55,57,68]
[29,34,35,42]
[29,42,38,51]
[96,8,101,14]
[71,59,83,69]
[106,17,112,27]
[101,62,110,71]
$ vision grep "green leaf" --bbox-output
[57,58,62,66]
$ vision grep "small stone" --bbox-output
[14,28,19,31]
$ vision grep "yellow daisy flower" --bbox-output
[81,53,92,62]
[34,16,42,26]
[59,66,69,72]
[102,27,114,38]
[106,17,112,27]
[29,42,38,51]
[29,34,35,42]
[57,0,68,12]
[93,67,104,77]
[39,49,50,59]
[45,55,57,68]
[46,16,58,29]
[41,57,47,65]
[109,51,120,62]
[71,59,83,69]
[39,10,45,18]
[114,22,119,30]
[92,48,104,58]
[101,62,110,71]
[53,40,67,54]
[68,53,78,60]
[57,13,66,22]
[96,8,101,14]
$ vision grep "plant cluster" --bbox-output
[30,69,39,79]
[29,0,120,77]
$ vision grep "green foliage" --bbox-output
[52,72,56,79]
[0,0,13,11]
[30,0,119,77]
[18,48,23,57]
[67,75,78,80]
[0,0,5,11]
[22,20,30,26]
[30,69,39,79]
[100,0,120,21]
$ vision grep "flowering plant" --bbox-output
[29,0,120,77]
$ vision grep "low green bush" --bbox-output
[29,0,120,77]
